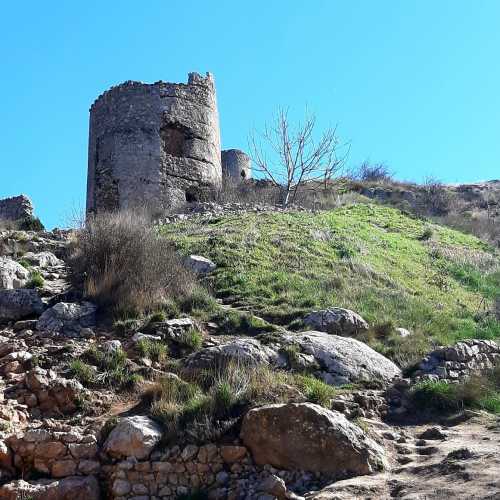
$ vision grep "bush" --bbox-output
[354,161,394,183]
[20,216,45,232]
[69,210,196,318]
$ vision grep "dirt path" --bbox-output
[307,414,500,499]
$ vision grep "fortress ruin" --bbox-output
[87,72,251,214]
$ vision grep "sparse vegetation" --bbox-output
[69,210,199,318]
[411,363,500,414]
[26,270,44,288]
[137,338,169,364]
[177,328,204,351]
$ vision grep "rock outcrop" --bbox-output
[37,302,97,337]
[0,289,44,321]
[303,308,369,336]
[281,331,401,386]
[0,258,29,290]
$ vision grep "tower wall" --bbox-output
[221,149,252,182]
[87,73,222,214]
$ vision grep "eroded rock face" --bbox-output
[0,258,29,290]
[240,403,386,476]
[184,338,279,370]
[37,302,97,337]
[103,416,162,460]
[0,289,44,321]
[0,476,100,500]
[282,331,401,386]
[303,308,369,336]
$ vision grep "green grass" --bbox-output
[69,359,97,386]
[83,346,142,389]
[161,204,500,348]
[27,270,44,289]
[295,374,337,407]
[177,328,204,351]
[137,338,169,364]
[411,367,500,415]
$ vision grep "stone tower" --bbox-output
[87,72,222,214]
[221,149,252,182]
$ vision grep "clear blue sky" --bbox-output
[1,0,499,228]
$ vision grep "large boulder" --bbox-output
[184,337,279,370]
[103,415,162,460]
[0,257,29,289]
[37,302,96,337]
[240,403,386,476]
[304,308,369,336]
[185,255,217,275]
[0,476,100,500]
[0,289,44,321]
[282,331,401,386]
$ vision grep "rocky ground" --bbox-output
[0,209,499,499]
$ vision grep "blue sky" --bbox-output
[1,0,499,228]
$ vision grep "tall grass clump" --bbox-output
[69,210,196,318]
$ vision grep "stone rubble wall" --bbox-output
[1,429,318,499]
[0,196,34,222]
[87,73,222,214]
[413,339,500,383]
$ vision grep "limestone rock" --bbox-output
[184,337,278,370]
[0,476,100,500]
[241,403,386,476]
[303,308,369,336]
[0,195,34,222]
[23,252,62,269]
[0,257,29,289]
[282,331,401,386]
[185,255,217,275]
[103,415,162,460]
[0,289,44,320]
[395,327,411,338]
[37,302,97,337]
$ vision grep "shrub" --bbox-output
[69,210,196,318]
[20,216,45,232]
[354,161,394,183]
[419,227,434,241]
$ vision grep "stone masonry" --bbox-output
[221,149,252,182]
[87,73,223,214]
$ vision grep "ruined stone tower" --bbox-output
[87,72,222,214]
[221,149,252,182]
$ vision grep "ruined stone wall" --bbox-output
[0,196,33,222]
[87,73,222,214]
[221,149,252,182]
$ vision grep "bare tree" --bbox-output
[249,107,347,207]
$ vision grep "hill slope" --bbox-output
[162,204,500,355]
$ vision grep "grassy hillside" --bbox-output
[162,204,499,354]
